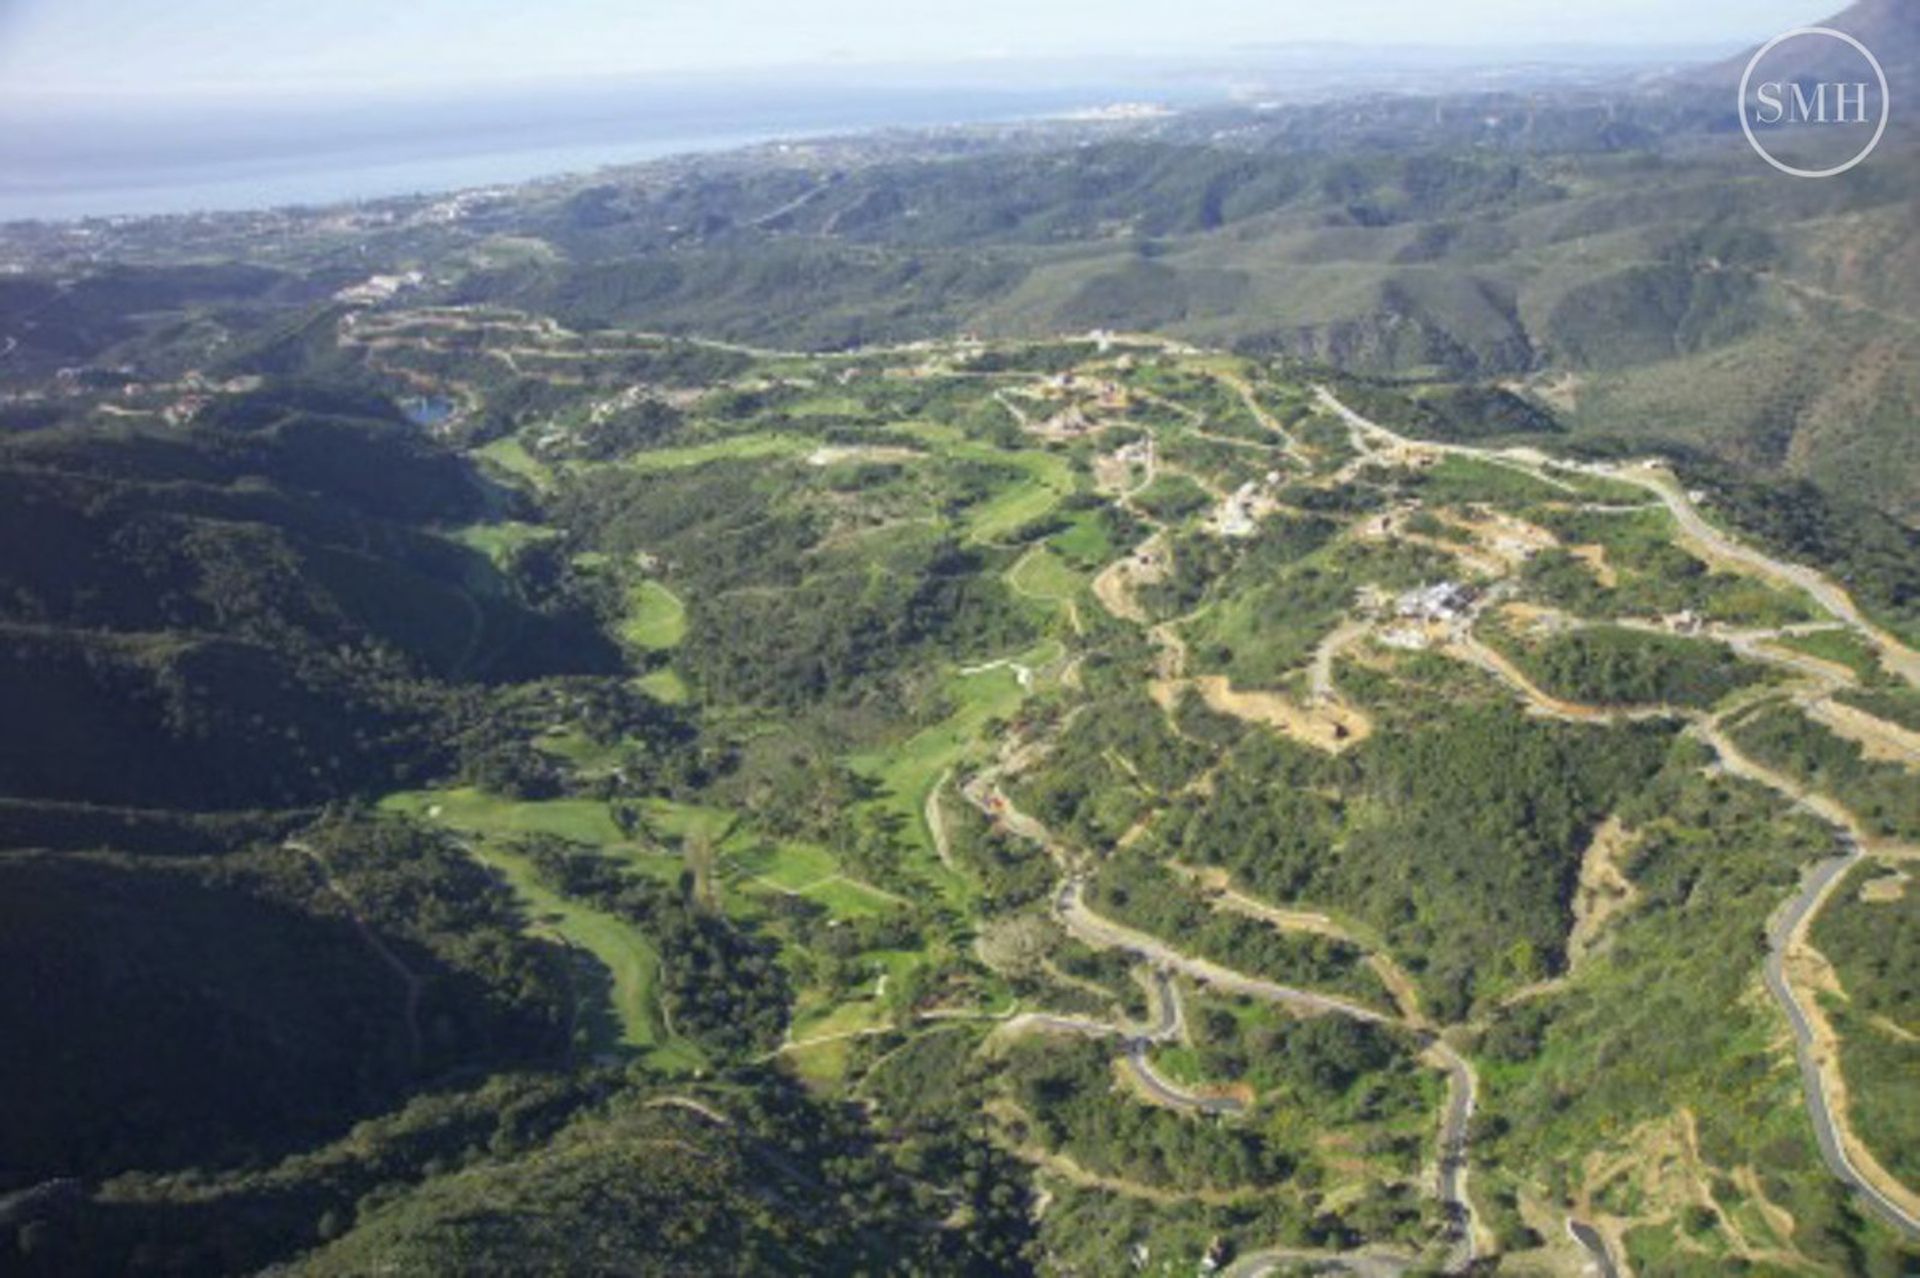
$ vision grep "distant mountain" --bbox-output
[1690,0,1920,97]
[3,2,1917,526]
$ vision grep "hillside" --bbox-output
[7,19,1920,521]
[2,7,1919,1272]
[1,327,1916,1275]
[0,384,623,845]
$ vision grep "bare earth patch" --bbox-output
[1091,534,1167,624]
[1809,698,1920,771]
[1575,1108,1809,1270]
[1567,543,1619,588]
[1568,817,1640,969]
[1859,868,1910,903]
[806,444,925,467]
[1185,674,1372,753]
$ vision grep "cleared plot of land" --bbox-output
[1810,699,1920,770]
[1158,674,1371,753]
[1568,816,1640,968]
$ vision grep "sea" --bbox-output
[0,76,1190,223]
[0,44,1733,225]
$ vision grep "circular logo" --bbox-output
[1739,26,1889,178]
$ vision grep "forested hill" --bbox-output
[0,4,1917,1270]
[0,380,618,843]
[2,315,1916,1274]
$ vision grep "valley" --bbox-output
[5,5,1920,1262]
[5,301,1911,1272]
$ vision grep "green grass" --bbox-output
[447,521,559,566]
[890,420,1076,542]
[1007,545,1083,607]
[790,998,889,1042]
[621,580,688,650]
[722,836,901,920]
[635,797,738,845]
[462,840,693,1065]
[968,474,1072,543]
[534,730,622,771]
[845,655,1039,906]
[619,433,815,472]
[379,789,703,1070]
[784,1035,857,1089]
[728,839,840,891]
[1145,1043,1209,1087]
[1049,508,1116,566]
[799,877,902,919]
[474,437,554,491]
[636,668,691,704]
[380,788,624,844]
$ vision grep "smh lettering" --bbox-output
[1752,81,1874,125]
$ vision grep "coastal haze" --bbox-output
[0,0,1827,221]
[0,45,1731,222]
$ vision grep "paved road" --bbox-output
[1565,1219,1619,1278]
[1627,466,1920,689]
[1123,1042,1246,1116]
[1005,960,1249,1115]
[1317,382,1920,695]
[1056,878,1484,1261]
[1322,381,1920,1241]
[1426,1039,1479,1270]
[1763,839,1920,1240]
[1309,619,1371,703]
[1056,880,1390,1024]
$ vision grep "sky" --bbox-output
[0,0,1846,98]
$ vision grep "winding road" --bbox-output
[1763,837,1920,1239]
[1316,386,1920,1245]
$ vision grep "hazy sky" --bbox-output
[0,0,1844,97]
